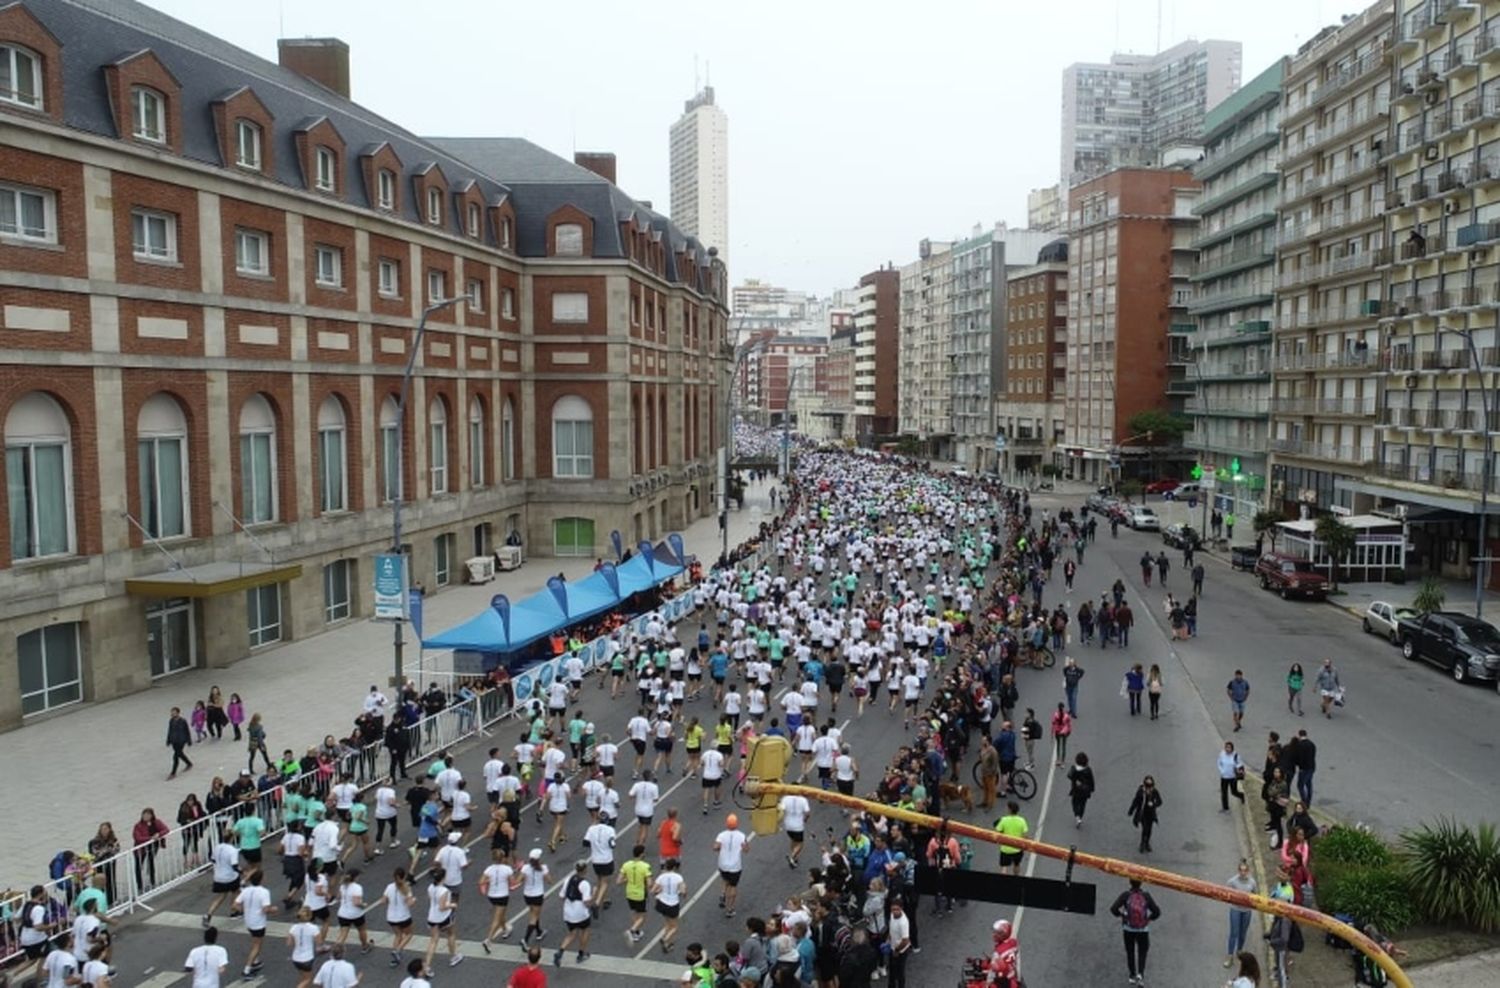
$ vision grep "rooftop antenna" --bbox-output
[705,59,711,89]
[694,54,700,94]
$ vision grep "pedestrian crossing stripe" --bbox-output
[142,911,687,981]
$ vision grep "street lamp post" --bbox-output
[780,364,800,479]
[391,295,463,688]
[722,343,756,565]
[1448,329,1493,619]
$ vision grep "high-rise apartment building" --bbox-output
[998,241,1070,477]
[1028,185,1065,232]
[1063,169,1200,483]
[669,86,729,264]
[1062,40,1244,187]
[853,267,900,438]
[898,240,956,457]
[1185,59,1287,518]
[1268,2,1392,515]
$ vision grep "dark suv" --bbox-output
[1253,552,1329,600]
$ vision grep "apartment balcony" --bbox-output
[1267,438,1372,464]
[1193,171,1279,217]
[1190,244,1276,282]
[1166,379,1199,396]
[1311,44,1391,107]
[1273,349,1379,373]
[1277,300,1382,332]
[1188,285,1275,316]
[1436,0,1479,25]
[1271,396,1378,417]
[1479,30,1500,63]
[1195,361,1272,382]
[1185,397,1271,417]
[1195,130,1280,183]
[1371,460,1487,493]
[1168,322,1198,335]
[1279,251,1379,289]
[1192,212,1278,251]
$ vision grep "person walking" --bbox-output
[1062,658,1085,717]
[1191,562,1205,598]
[1315,659,1342,718]
[1226,670,1250,732]
[976,736,1001,811]
[1146,665,1163,720]
[1218,741,1246,812]
[246,714,270,773]
[1066,753,1094,827]
[1292,729,1316,806]
[993,801,1028,877]
[1116,600,1134,648]
[1124,664,1145,716]
[885,898,912,988]
[1127,776,1162,853]
[167,706,194,779]
[1286,663,1305,717]
[1050,703,1072,766]
[1108,878,1161,987]
[1224,860,1257,967]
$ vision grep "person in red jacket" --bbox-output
[987,918,1020,987]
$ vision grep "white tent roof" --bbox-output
[1276,514,1402,534]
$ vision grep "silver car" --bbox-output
[1363,600,1416,644]
[1129,507,1160,531]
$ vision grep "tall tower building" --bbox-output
[1061,39,1243,187]
[669,86,729,264]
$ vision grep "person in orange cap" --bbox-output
[712,813,751,918]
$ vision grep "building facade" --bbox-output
[669,86,729,265]
[1186,59,1287,518]
[898,240,955,457]
[1269,2,1392,517]
[1062,168,1200,483]
[736,334,825,426]
[0,0,728,730]
[998,241,1070,477]
[1028,185,1065,232]
[853,267,900,439]
[1062,40,1244,187]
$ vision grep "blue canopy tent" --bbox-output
[421,540,686,654]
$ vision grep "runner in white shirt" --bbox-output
[583,819,617,911]
[599,779,622,825]
[811,728,840,788]
[712,815,751,918]
[834,744,860,796]
[650,858,686,952]
[747,686,768,721]
[478,851,517,949]
[302,863,332,944]
[901,671,923,728]
[554,861,594,966]
[369,869,417,965]
[449,781,474,834]
[699,748,727,815]
[233,870,276,975]
[421,872,462,971]
[433,835,470,901]
[629,772,661,826]
[285,908,320,987]
[778,793,812,868]
[330,868,370,954]
[781,689,804,729]
[482,748,506,806]
[70,908,103,965]
[434,760,463,806]
[580,776,607,823]
[517,849,550,946]
[374,782,400,848]
[183,928,229,988]
[594,737,620,780]
[311,944,359,988]
[793,722,818,781]
[42,939,78,988]
[397,956,433,988]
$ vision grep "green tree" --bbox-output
[1253,509,1283,551]
[1125,409,1190,444]
[1314,514,1358,591]
[1412,576,1446,615]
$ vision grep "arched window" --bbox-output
[552,395,594,478]
[238,394,277,523]
[317,396,347,513]
[138,394,189,538]
[429,397,449,494]
[6,392,73,559]
[501,398,515,482]
[468,396,485,488]
[380,397,401,502]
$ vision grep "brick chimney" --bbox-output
[278,38,351,99]
[573,152,617,185]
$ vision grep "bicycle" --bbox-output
[1026,645,1055,669]
[973,761,1037,801]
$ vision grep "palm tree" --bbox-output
[1314,515,1358,591]
[1253,509,1282,552]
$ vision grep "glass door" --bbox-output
[147,598,194,678]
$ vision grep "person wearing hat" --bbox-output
[434,831,470,908]
[713,813,751,919]
[518,848,550,947]
[553,860,592,967]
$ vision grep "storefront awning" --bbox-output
[126,561,303,598]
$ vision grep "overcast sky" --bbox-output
[147,0,1373,295]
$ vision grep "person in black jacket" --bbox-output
[384,712,411,780]
[838,927,881,988]
[1067,752,1095,827]
[1127,776,1163,853]
[1108,878,1162,986]
[166,706,194,779]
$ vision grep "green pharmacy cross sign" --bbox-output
[1190,463,1204,481]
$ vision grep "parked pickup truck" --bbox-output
[1253,552,1329,600]
[1397,611,1500,685]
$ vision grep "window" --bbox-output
[18,623,81,716]
[317,395,346,513]
[238,394,277,523]
[553,517,595,557]
[314,147,336,192]
[246,584,281,648]
[0,43,42,109]
[378,258,400,297]
[500,216,512,248]
[466,202,481,238]
[314,245,342,287]
[434,532,454,587]
[468,397,485,488]
[551,292,589,323]
[501,398,515,481]
[323,559,351,623]
[376,169,395,210]
[551,394,594,478]
[132,87,165,143]
[427,187,442,225]
[137,393,189,538]
[6,392,73,560]
[380,396,401,502]
[427,270,446,303]
[429,398,449,494]
[465,278,484,312]
[234,228,268,276]
[554,223,584,256]
[130,209,176,262]
[0,182,56,243]
[501,288,515,319]
[235,120,262,170]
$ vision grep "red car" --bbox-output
[1143,479,1180,495]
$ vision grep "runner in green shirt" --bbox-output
[232,812,266,865]
[994,800,1029,877]
[344,800,373,864]
[617,845,653,943]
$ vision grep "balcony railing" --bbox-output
[1273,349,1378,372]
[1371,460,1488,492]
[1271,396,1378,416]
[1267,438,1372,463]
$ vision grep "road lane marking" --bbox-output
[632,870,720,959]
[1010,738,1059,937]
[133,975,185,988]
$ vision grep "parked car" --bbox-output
[1363,601,1417,644]
[950,467,971,479]
[1229,545,1259,571]
[1086,493,1110,511]
[1162,482,1202,501]
[1143,479,1180,495]
[1253,552,1329,600]
[1162,524,1203,550]
[1397,611,1500,684]
[1129,506,1160,531]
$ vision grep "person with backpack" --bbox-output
[18,884,57,985]
[552,861,592,968]
[1067,752,1095,827]
[1108,878,1161,986]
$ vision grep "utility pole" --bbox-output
[780,364,800,479]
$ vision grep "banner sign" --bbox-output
[611,529,624,562]
[667,533,686,566]
[546,575,570,620]
[639,540,655,576]
[490,594,512,646]
[373,553,406,620]
[408,589,424,639]
[599,562,620,600]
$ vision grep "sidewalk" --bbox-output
[0,483,777,884]
[1408,948,1500,988]
[1320,572,1500,622]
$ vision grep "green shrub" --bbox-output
[1400,819,1500,932]
[1316,825,1393,868]
[1316,863,1416,934]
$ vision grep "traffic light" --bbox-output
[745,735,792,835]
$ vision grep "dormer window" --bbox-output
[132,86,165,143]
[466,202,480,238]
[0,44,42,110]
[427,187,442,226]
[555,223,583,256]
[377,169,395,210]
[501,216,512,249]
[235,120,262,170]
[314,147,336,192]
